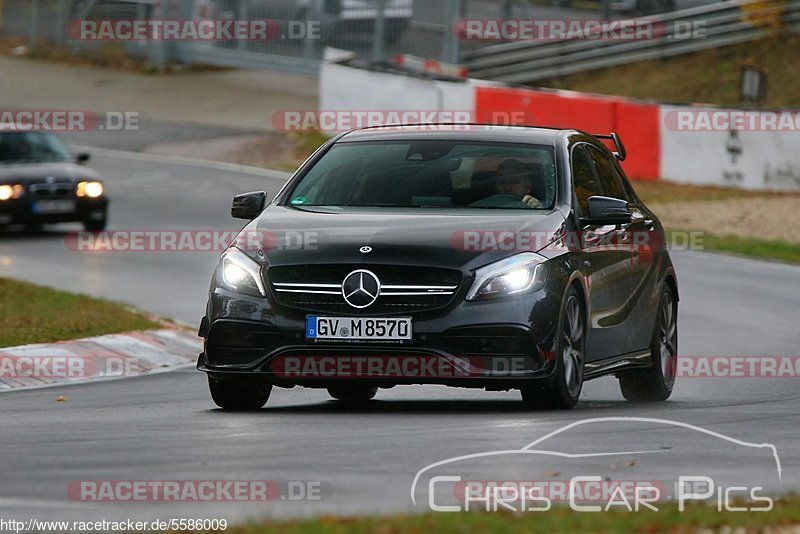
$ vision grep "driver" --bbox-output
[493,159,543,208]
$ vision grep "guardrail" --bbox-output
[462,0,800,84]
[4,0,467,75]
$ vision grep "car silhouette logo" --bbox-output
[342,269,380,308]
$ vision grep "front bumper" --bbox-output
[198,285,562,388]
[0,197,108,226]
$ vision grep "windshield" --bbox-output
[286,140,557,210]
[0,131,72,164]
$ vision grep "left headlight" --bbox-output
[0,184,24,200]
[77,181,104,198]
[466,252,549,301]
[217,247,266,297]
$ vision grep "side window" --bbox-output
[571,145,602,216]
[586,145,629,202]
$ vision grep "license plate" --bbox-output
[32,200,75,214]
[307,316,412,341]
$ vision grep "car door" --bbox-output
[585,144,653,355]
[571,144,631,362]
[611,157,661,353]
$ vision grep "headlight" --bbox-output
[77,181,104,198]
[217,247,266,297]
[0,184,24,200]
[466,253,549,301]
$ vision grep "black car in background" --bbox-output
[198,125,678,410]
[0,131,108,231]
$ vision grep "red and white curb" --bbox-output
[0,329,201,391]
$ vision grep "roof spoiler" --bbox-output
[593,132,627,161]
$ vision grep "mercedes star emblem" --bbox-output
[341,269,380,308]
[359,246,372,254]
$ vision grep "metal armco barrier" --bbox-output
[463,0,800,84]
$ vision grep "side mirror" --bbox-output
[76,153,91,164]
[231,191,267,220]
[583,196,632,225]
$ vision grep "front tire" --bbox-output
[618,285,677,402]
[208,376,271,411]
[521,287,585,410]
[83,219,107,232]
[327,384,378,403]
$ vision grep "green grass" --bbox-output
[213,497,800,534]
[270,130,331,171]
[0,278,160,348]
[690,232,800,265]
[629,182,800,264]
[538,33,800,107]
[630,180,797,204]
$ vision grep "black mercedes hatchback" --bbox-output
[198,125,678,410]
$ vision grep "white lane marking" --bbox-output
[70,145,291,180]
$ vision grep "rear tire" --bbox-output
[327,384,378,403]
[521,287,585,410]
[618,285,677,402]
[208,376,271,411]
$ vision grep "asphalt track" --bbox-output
[1,151,799,523]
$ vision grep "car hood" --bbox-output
[0,162,100,183]
[236,205,567,271]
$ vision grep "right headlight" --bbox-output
[77,181,104,198]
[466,252,549,301]
[216,247,266,297]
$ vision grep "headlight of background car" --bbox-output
[217,247,266,297]
[0,184,24,200]
[466,253,549,301]
[77,181,104,198]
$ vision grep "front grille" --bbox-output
[29,182,74,198]
[268,264,463,314]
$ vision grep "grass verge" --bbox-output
[0,278,161,347]
[632,180,800,265]
[0,36,228,73]
[537,33,800,107]
[630,180,797,203]
[689,232,800,265]
[215,497,800,534]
